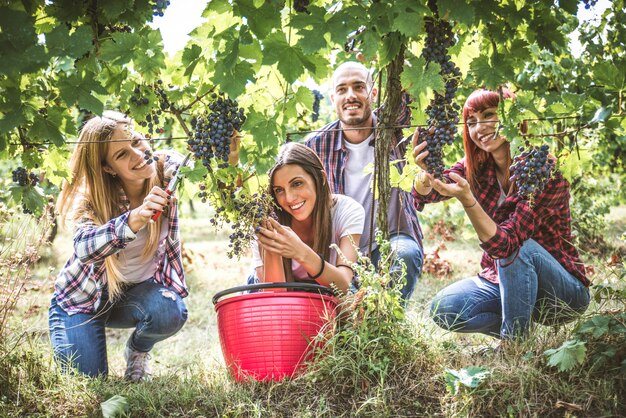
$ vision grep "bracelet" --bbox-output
[308,253,325,280]
[463,199,477,209]
[335,264,355,274]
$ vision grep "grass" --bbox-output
[1,201,625,417]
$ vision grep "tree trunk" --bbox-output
[375,44,405,241]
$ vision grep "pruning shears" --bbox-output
[150,152,191,222]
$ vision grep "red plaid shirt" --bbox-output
[54,151,188,315]
[304,93,423,247]
[413,158,589,286]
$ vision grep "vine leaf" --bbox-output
[544,339,586,372]
[58,72,107,115]
[134,28,166,81]
[401,56,444,110]
[262,32,316,83]
[99,32,141,65]
[28,116,64,146]
[391,0,426,38]
[437,0,476,26]
[470,56,511,89]
[213,60,255,98]
[444,366,491,395]
[593,62,626,92]
[46,25,92,59]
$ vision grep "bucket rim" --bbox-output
[212,282,336,305]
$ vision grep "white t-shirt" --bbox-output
[118,216,169,284]
[251,194,365,280]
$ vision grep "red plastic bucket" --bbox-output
[213,283,338,381]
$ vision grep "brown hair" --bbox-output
[57,111,163,300]
[268,143,334,282]
[462,88,516,195]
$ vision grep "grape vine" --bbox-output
[416,6,462,179]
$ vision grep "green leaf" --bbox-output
[213,60,255,98]
[593,61,625,91]
[99,32,141,65]
[101,0,132,20]
[469,55,512,89]
[133,28,166,81]
[235,0,281,40]
[14,185,47,216]
[182,44,203,77]
[46,24,92,59]
[180,160,209,183]
[391,1,427,38]
[444,366,491,395]
[262,32,316,83]
[101,395,129,418]
[558,147,592,182]
[42,146,71,186]
[437,0,476,26]
[401,56,444,109]
[58,71,107,114]
[544,339,586,372]
[577,315,611,338]
[379,32,403,68]
[291,6,329,54]
[28,116,64,146]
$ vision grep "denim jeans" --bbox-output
[49,281,188,377]
[430,239,590,339]
[370,233,424,304]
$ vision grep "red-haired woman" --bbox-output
[411,88,590,340]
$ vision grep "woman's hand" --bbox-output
[128,186,171,232]
[431,172,476,207]
[256,218,310,261]
[411,128,434,195]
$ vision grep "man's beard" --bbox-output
[339,107,372,127]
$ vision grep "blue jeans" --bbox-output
[370,233,424,304]
[430,239,590,339]
[49,281,188,377]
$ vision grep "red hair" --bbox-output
[462,88,516,194]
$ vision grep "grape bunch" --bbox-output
[582,0,598,9]
[204,189,277,259]
[143,149,159,165]
[509,143,554,199]
[417,9,462,179]
[311,89,323,122]
[188,93,246,171]
[151,0,170,17]
[293,0,310,13]
[12,167,39,187]
[104,24,132,33]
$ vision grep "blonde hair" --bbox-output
[57,111,163,300]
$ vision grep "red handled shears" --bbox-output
[150,152,191,222]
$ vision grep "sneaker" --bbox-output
[124,345,152,382]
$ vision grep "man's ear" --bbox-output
[370,87,378,103]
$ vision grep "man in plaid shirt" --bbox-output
[411,88,590,340]
[305,61,424,303]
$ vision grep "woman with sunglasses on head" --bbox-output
[49,111,188,381]
[251,142,365,294]
[411,88,590,340]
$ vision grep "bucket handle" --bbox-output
[212,282,336,305]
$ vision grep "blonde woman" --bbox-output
[49,111,188,381]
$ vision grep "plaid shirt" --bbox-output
[304,93,423,247]
[54,151,188,315]
[413,158,589,286]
